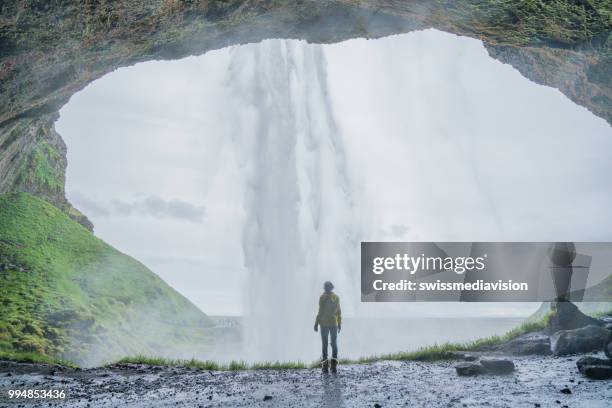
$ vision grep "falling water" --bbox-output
[225,40,360,362]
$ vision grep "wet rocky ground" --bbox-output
[1,353,611,407]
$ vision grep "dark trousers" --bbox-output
[320,326,338,359]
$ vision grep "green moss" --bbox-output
[15,140,63,193]
[0,192,214,366]
[466,0,611,46]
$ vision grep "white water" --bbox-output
[224,40,360,361]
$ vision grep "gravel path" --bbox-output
[1,353,611,407]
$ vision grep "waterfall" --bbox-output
[225,40,359,362]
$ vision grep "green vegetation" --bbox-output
[466,0,611,46]
[16,140,64,194]
[346,311,554,364]
[0,192,215,367]
[0,350,76,368]
[116,355,309,371]
[116,310,558,371]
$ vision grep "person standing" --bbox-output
[314,281,342,373]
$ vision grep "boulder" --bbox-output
[455,363,485,376]
[455,359,515,376]
[576,356,612,372]
[601,314,612,328]
[605,341,612,359]
[550,325,610,355]
[580,365,612,380]
[480,359,515,374]
[497,334,551,355]
[546,302,603,334]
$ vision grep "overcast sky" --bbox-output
[57,29,612,317]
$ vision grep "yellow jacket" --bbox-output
[315,292,342,327]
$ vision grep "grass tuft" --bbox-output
[116,355,307,371]
[0,351,77,368]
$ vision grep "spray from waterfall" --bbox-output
[224,40,360,362]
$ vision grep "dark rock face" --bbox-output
[497,333,551,355]
[546,302,603,334]
[0,114,64,205]
[605,340,612,359]
[0,113,92,229]
[550,325,610,356]
[0,1,610,219]
[485,43,612,125]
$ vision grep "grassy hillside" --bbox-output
[0,192,214,366]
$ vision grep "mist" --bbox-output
[222,40,360,361]
[57,29,612,363]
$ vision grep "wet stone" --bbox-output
[498,335,551,355]
[580,365,612,380]
[576,356,612,372]
[455,363,485,376]
[480,359,515,374]
[550,325,610,356]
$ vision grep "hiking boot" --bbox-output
[321,359,329,374]
[330,358,338,374]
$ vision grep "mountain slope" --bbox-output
[0,193,214,366]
